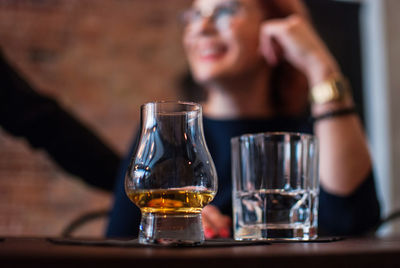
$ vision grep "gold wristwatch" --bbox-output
[310,74,351,105]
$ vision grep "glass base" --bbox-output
[139,212,204,245]
[234,226,317,241]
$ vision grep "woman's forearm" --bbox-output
[312,92,372,196]
[259,15,373,196]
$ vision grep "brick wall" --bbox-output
[0,0,189,237]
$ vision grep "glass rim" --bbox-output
[141,101,201,114]
[231,131,317,143]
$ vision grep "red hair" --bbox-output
[257,0,310,20]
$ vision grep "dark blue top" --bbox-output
[106,116,381,238]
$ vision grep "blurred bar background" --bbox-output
[0,0,189,237]
[0,0,399,237]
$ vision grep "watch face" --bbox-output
[311,75,350,104]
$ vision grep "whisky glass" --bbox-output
[125,101,218,245]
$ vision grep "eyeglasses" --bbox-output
[181,1,244,31]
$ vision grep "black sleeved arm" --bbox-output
[318,171,381,236]
[0,50,121,191]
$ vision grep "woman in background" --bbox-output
[106,0,380,238]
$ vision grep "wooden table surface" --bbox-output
[1,236,400,268]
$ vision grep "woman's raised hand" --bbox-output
[260,14,339,87]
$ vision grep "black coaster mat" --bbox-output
[268,237,343,243]
[47,237,271,248]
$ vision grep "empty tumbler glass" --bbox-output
[231,132,319,241]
